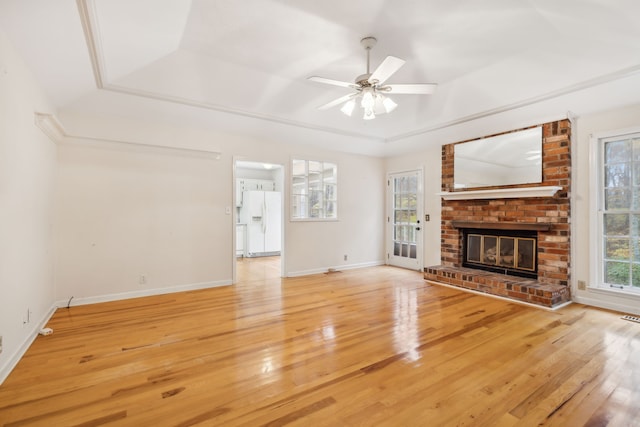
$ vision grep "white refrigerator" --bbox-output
[240,191,281,257]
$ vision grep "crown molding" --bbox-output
[76,0,106,88]
[34,112,66,143]
[33,112,221,158]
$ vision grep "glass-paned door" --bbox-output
[388,170,423,270]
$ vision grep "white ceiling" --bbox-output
[2,0,640,157]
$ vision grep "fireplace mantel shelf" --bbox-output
[437,185,562,200]
[452,220,552,231]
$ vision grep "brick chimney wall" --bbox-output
[440,119,571,287]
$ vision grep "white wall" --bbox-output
[286,154,386,275]
[54,112,386,299]
[573,103,640,315]
[55,140,229,304]
[385,144,443,269]
[0,29,57,383]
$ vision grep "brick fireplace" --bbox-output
[424,119,571,308]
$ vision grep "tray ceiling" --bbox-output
[1,0,640,156]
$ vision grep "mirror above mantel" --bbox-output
[454,126,543,189]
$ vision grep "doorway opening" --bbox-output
[234,160,284,283]
[387,169,423,271]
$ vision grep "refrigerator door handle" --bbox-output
[262,197,267,234]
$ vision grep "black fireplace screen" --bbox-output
[463,230,537,278]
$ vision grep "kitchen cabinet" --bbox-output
[236,179,275,207]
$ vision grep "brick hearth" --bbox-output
[425,119,571,308]
[424,266,571,308]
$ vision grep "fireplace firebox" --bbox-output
[461,228,537,279]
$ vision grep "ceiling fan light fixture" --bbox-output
[310,36,437,120]
[383,96,397,113]
[363,109,375,120]
[361,89,375,110]
[340,99,356,116]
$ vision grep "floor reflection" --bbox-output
[393,286,421,362]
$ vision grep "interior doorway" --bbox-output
[234,160,284,283]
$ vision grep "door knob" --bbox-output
[416,227,421,231]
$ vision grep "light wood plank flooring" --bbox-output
[1,261,639,426]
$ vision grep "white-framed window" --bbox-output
[593,129,640,292]
[291,159,337,220]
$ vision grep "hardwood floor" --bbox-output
[1,262,639,426]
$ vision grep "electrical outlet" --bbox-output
[139,274,147,285]
[577,280,586,290]
[0,336,3,354]
[425,214,430,221]
[344,254,348,261]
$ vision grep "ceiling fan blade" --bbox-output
[382,83,437,94]
[368,56,405,85]
[318,92,358,110]
[308,76,355,88]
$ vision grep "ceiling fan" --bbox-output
[308,37,437,120]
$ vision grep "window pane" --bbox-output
[605,261,629,285]
[605,140,631,163]
[407,226,416,243]
[604,214,629,236]
[633,264,640,287]
[292,176,307,195]
[632,239,640,263]
[632,215,640,235]
[605,188,631,210]
[605,238,629,260]
[292,159,306,175]
[409,244,417,259]
[632,139,640,161]
[605,163,630,187]
[292,195,307,218]
[401,243,408,257]
[394,194,402,209]
[310,191,322,217]
[408,194,417,209]
[407,176,417,193]
[395,210,407,223]
[325,201,336,218]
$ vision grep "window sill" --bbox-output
[290,218,339,222]
[586,285,640,300]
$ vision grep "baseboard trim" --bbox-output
[286,261,385,278]
[0,303,58,385]
[572,295,640,316]
[56,280,232,308]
